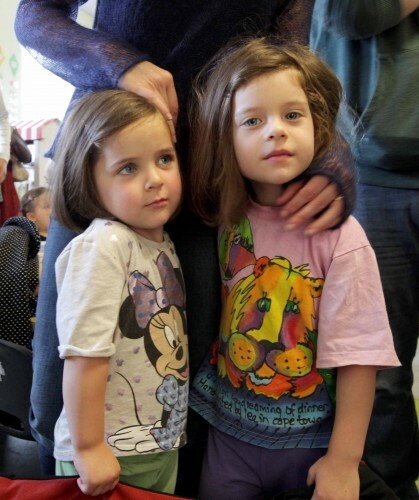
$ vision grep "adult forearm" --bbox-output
[307,134,356,223]
[14,0,147,90]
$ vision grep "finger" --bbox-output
[284,182,339,230]
[275,180,304,206]
[281,176,336,218]
[142,89,177,143]
[304,198,343,235]
[166,81,179,125]
[306,467,315,486]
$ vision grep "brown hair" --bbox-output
[20,186,50,216]
[50,90,162,232]
[189,38,342,227]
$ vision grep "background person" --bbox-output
[0,89,10,185]
[311,2,419,498]
[0,89,20,226]
[20,187,52,241]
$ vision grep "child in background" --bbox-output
[49,90,188,496]
[20,187,52,241]
[21,186,52,286]
[188,38,400,499]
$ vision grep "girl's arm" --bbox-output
[63,356,120,496]
[307,365,377,500]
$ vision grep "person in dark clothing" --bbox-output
[311,2,419,498]
[14,1,356,496]
[0,216,40,349]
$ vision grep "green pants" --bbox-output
[56,449,178,494]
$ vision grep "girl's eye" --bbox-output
[243,117,261,127]
[286,112,301,121]
[119,163,136,175]
[158,154,174,166]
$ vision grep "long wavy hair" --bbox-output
[50,90,162,232]
[189,37,342,227]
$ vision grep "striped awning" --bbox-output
[11,118,60,141]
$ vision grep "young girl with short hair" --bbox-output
[20,187,52,240]
[50,89,188,496]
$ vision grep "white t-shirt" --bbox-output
[54,219,189,461]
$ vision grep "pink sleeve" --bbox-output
[316,220,400,369]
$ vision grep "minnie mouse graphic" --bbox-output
[108,251,188,453]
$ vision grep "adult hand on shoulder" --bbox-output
[277,175,344,235]
[0,158,6,184]
[118,61,178,142]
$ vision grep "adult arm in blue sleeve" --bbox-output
[14,0,148,91]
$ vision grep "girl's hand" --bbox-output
[276,175,344,235]
[307,454,360,500]
[73,442,121,496]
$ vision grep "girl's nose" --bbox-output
[145,168,163,190]
[267,119,286,140]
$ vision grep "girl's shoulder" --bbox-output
[72,218,132,245]
[332,214,370,246]
[58,219,133,261]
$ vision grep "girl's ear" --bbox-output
[26,211,37,222]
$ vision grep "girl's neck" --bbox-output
[250,183,285,207]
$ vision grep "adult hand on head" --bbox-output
[118,61,178,142]
[277,175,344,235]
[0,158,7,184]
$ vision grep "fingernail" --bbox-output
[284,223,295,231]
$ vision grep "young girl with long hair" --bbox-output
[189,38,399,499]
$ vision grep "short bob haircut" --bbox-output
[50,89,163,232]
[189,37,343,227]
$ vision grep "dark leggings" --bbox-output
[199,426,326,500]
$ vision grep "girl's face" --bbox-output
[93,113,182,242]
[28,191,52,237]
[232,68,315,206]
